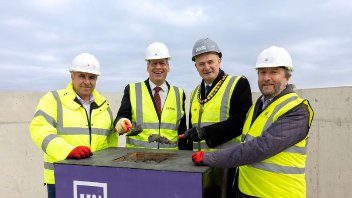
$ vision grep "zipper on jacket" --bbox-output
[74,97,92,147]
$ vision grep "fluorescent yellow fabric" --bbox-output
[126,82,184,149]
[239,93,314,198]
[190,76,241,151]
[30,82,117,184]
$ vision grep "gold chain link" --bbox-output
[197,74,228,105]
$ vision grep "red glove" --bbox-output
[192,151,204,166]
[67,146,92,159]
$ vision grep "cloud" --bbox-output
[0,0,351,92]
[3,17,34,29]
[118,1,207,26]
[29,0,74,12]
[34,54,60,62]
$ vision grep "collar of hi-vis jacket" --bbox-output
[59,82,106,110]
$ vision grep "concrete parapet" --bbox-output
[0,86,351,197]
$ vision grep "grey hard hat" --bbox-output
[192,37,222,61]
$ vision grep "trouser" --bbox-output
[225,167,236,198]
[47,184,56,198]
[203,167,236,198]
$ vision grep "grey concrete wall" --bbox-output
[0,87,351,197]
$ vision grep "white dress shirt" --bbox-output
[149,80,168,109]
[76,94,95,119]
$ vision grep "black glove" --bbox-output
[148,134,172,144]
[182,127,206,142]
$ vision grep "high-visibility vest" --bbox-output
[190,75,242,151]
[126,82,184,149]
[29,82,117,184]
[239,92,314,198]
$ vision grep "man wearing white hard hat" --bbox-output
[30,53,118,198]
[191,46,314,198]
[114,42,188,150]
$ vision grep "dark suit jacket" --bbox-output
[189,69,253,148]
[114,79,189,150]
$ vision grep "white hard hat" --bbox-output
[145,42,171,61]
[255,46,293,71]
[69,53,101,75]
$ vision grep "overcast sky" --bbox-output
[1,0,351,93]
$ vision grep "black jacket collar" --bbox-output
[200,69,225,99]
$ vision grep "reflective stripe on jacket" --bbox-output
[239,92,314,198]
[190,75,241,151]
[126,82,184,149]
[29,82,117,184]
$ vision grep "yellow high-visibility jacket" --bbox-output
[125,82,184,149]
[239,92,314,198]
[30,82,117,184]
[190,75,241,151]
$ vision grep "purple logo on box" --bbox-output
[73,180,107,198]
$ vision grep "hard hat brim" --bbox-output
[145,57,171,61]
[254,65,294,72]
[69,68,101,75]
[192,52,222,62]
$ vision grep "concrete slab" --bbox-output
[55,148,220,198]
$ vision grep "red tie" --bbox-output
[153,87,162,118]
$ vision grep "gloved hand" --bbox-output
[178,127,206,142]
[116,118,132,135]
[148,134,172,144]
[126,123,143,136]
[192,151,204,166]
[67,146,92,159]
